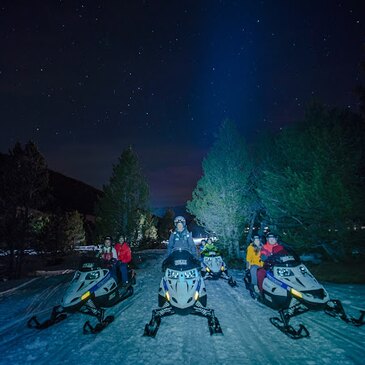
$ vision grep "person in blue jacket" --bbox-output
[167,216,197,257]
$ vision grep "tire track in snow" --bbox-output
[205,278,285,365]
[305,315,364,355]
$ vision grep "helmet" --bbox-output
[267,233,276,239]
[251,235,261,241]
[104,236,113,241]
[174,216,186,226]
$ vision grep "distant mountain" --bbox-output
[0,152,102,216]
[47,170,102,216]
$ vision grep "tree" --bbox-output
[134,211,158,249]
[95,147,149,245]
[63,211,86,250]
[187,120,252,258]
[0,141,49,277]
[157,208,175,241]
[257,104,364,259]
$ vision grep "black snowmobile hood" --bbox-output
[163,249,200,271]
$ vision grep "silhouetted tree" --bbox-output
[257,104,364,259]
[95,147,149,246]
[187,120,252,258]
[157,208,175,241]
[0,141,49,277]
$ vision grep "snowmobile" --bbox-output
[201,250,237,287]
[244,251,364,339]
[143,249,223,337]
[27,257,136,334]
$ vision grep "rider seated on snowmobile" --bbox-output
[198,239,207,257]
[167,216,197,258]
[245,235,264,292]
[257,233,288,292]
[97,236,117,262]
[96,236,120,278]
[200,238,220,257]
[114,236,132,286]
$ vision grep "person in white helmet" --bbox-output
[167,216,197,257]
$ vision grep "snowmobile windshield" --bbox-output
[78,257,103,272]
[266,253,299,267]
[163,249,200,271]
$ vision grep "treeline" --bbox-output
[0,143,172,278]
[0,142,88,277]
[188,103,365,261]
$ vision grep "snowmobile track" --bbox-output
[206,278,285,365]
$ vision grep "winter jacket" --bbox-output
[201,243,220,256]
[98,246,117,261]
[246,244,263,268]
[260,242,286,261]
[115,242,132,263]
[168,229,196,257]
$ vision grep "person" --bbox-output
[200,238,220,257]
[97,236,117,262]
[197,239,206,257]
[257,233,287,292]
[114,236,132,286]
[245,235,264,291]
[97,236,118,278]
[167,216,197,257]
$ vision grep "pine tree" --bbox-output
[0,141,49,277]
[63,211,86,250]
[157,208,175,240]
[187,120,252,258]
[95,147,149,245]
[257,105,364,258]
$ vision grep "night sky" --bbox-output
[1,1,364,208]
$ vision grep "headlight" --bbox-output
[167,269,179,279]
[184,269,197,279]
[277,268,294,277]
[299,266,307,274]
[85,271,100,280]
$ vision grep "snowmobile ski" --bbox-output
[207,313,223,335]
[270,317,309,339]
[228,276,237,287]
[143,314,162,338]
[324,299,365,326]
[83,315,115,334]
[27,305,67,330]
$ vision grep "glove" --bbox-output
[260,254,268,262]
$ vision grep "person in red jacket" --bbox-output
[114,236,132,285]
[257,233,287,292]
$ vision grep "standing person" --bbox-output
[167,216,197,257]
[115,236,132,286]
[257,233,287,292]
[245,235,264,292]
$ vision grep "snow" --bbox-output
[0,250,364,365]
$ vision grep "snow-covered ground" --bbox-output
[0,250,364,365]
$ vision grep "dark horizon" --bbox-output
[1,1,364,207]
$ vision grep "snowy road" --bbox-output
[0,250,364,365]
